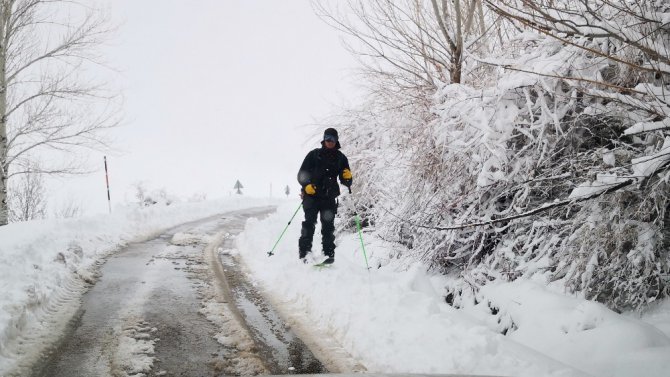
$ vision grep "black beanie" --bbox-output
[321,128,341,149]
[323,128,338,141]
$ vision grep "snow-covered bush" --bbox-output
[329,0,670,311]
[129,181,179,208]
[145,188,178,207]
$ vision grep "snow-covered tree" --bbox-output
[322,0,670,311]
[314,0,496,91]
[472,0,670,311]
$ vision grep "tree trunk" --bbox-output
[0,2,8,226]
[451,45,462,84]
[452,0,463,84]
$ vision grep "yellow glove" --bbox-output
[304,184,316,195]
[342,169,352,180]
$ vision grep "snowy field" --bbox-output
[237,201,670,377]
[1,198,669,376]
[0,197,273,374]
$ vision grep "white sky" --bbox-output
[51,0,360,214]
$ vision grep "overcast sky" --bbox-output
[51,0,360,214]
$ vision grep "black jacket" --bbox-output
[298,147,351,200]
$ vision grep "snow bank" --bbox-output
[0,197,273,374]
[468,281,670,377]
[237,202,591,376]
[237,201,670,377]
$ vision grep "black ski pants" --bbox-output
[299,197,337,258]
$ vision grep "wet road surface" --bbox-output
[28,207,327,377]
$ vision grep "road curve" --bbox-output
[27,206,327,377]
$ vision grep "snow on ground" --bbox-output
[469,281,670,377]
[113,321,157,376]
[2,197,669,376]
[237,201,670,377]
[0,197,273,375]
[638,299,670,338]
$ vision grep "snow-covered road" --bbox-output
[26,207,325,377]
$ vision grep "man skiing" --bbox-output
[297,128,352,264]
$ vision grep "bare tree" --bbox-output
[7,165,45,221]
[0,0,119,225]
[54,195,83,219]
[313,0,492,93]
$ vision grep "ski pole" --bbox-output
[347,185,370,270]
[267,203,303,256]
[354,213,370,270]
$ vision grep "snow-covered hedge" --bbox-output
[334,0,670,311]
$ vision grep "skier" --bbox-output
[297,128,352,264]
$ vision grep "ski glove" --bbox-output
[341,169,352,187]
[304,184,316,195]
